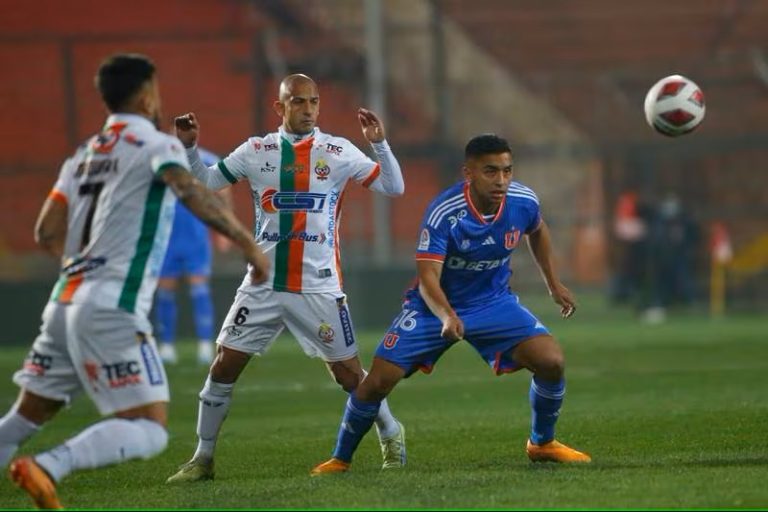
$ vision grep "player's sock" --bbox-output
[34,418,167,482]
[155,288,177,344]
[331,394,380,463]
[529,376,565,445]
[0,408,40,467]
[193,377,233,461]
[358,369,399,439]
[190,282,214,342]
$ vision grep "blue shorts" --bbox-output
[160,203,212,278]
[374,293,550,376]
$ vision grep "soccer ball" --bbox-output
[643,74,705,136]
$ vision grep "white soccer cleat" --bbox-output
[380,421,406,469]
[197,341,214,365]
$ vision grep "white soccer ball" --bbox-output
[643,74,705,136]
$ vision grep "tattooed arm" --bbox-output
[161,166,269,283]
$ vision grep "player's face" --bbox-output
[464,152,513,212]
[275,82,320,135]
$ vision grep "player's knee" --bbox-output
[334,371,362,393]
[199,377,234,405]
[133,418,168,458]
[189,281,211,298]
[536,354,565,380]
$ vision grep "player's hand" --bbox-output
[358,108,386,143]
[174,112,200,148]
[550,282,576,319]
[441,314,464,342]
[245,246,270,285]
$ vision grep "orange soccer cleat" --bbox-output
[9,456,64,509]
[310,458,350,477]
[526,439,592,463]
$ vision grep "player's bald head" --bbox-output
[279,74,318,101]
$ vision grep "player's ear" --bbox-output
[272,100,285,118]
[461,165,472,181]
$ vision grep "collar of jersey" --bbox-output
[278,126,318,143]
[463,181,506,225]
[104,113,155,131]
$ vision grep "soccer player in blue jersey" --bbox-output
[155,147,226,365]
[311,134,590,474]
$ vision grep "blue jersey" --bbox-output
[407,180,541,310]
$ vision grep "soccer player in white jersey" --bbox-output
[166,74,407,483]
[0,54,268,509]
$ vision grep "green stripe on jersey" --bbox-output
[50,275,67,302]
[272,137,295,291]
[118,180,166,312]
[217,161,237,184]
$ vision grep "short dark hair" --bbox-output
[464,134,512,159]
[95,54,156,112]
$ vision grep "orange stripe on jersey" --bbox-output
[48,189,67,205]
[334,184,349,288]
[286,138,313,292]
[361,164,380,188]
[462,181,505,224]
[58,273,84,303]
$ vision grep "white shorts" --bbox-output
[217,286,359,362]
[13,302,169,416]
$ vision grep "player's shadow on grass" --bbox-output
[524,456,768,471]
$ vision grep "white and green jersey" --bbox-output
[188,127,388,294]
[48,114,189,326]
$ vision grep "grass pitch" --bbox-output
[1,300,766,509]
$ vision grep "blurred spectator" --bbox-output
[609,190,652,306]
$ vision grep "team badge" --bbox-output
[505,229,521,249]
[318,321,335,343]
[382,332,399,349]
[314,159,331,180]
[418,228,430,250]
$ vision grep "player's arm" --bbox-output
[173,113,233,191]
[34,194,68,259]
[211,187,235,252]
[416,260,464,341]
[358,108,404,197]
[161,166,269,284]
[526,220,576,318]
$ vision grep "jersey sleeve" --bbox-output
[150,135,191,176]
[49,156,77,205]
[509,183,542,233]
[342,142,380,188]
[414,203,451,263]
[215,139,257,185]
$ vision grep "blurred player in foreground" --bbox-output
[0,53,268,509]
[312,134,590,475]
[166,74,407,484]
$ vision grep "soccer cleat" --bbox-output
[197,341,214,365]
[159,343,178,365]
[309,458,350,476]
[526,439,591,463]
[9,456,63,509]
[379,421,406,469]
[165,457,215,483]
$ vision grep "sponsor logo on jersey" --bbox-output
[445,255,510,271]
[75,159,118,178]
[139,336,164,386]
[325,143,343,155]
[326,189,340,248]
[336,297,355,347]
[260,162,275,173]
[226,326,242,337]
[102,360,142,388]
[447,209,468,227]
[62,256,107,276]
[418,228,430,250]
[282,163,307,174]
[264,143,279,151]
[123,133,144,147]
[504,229,521,249]
[260,188,327,213]
[252,140,262,151]
[460,239,471,250]
[23,350,52,376]
[482,236,496,246]
[260,231,327,244]
[318,321,335,343]
[314,159,331,180]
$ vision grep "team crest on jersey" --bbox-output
[460,239,471,250]
[318,321,335,343]
[84,360,101,392]
[314,159,331,180]
[505,229,521,249]
[382,332,399,349]
[23,350,52,376]
[418,228,430,250]
[252,140,262,151]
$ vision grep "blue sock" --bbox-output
[155,288,177,344]
[529,376,565,445]
[189,282,214,341]
[332,394,381,463]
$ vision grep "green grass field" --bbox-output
[1,301,766,509]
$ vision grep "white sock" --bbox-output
[0,408,40,467]
[360,370,400,439]
[193,377,233,461]
[35,418,167,482]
